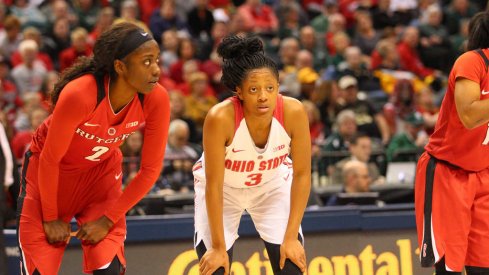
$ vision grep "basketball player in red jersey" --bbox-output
[16,22,170,275]
[415,11,489,275]
[193,35,311,275]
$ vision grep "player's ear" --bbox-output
[236,86,243,100]
[113,59,127,76]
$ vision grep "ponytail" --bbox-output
[50,56,97,106]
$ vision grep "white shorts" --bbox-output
[194,167,303,251]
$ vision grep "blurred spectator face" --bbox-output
[72,32,88,52]
[5,22,21,41]
[162,30,179,51]
[189,72,208,97]
[79,0,94,10]
[169,91,186,118]
[406,123,423,139]
[338,116,357,137]
[416,88,435,108]
[54,18,71,39]
[0,62,10,79]
[182,60,199,82]
[125,131,143,154]
[21,48,38,65]
[300,26,316,50]
[29,108,48,130]
[284,6,299,24]
[23,28,42,46]
[196,0,208,8]
[384,43,398,63]
[453,0,468,12]
[403,27,419,48]
[350,136,372,163]
[22,93,42,113]
[328,14,346,33]
[345,46,362,69]
[14,0,28,7]
[378,0,390,10]
[169,125,189,149]
[356,12,373,31]
[161,1,176,19]
[53,0,70,19]
[302,100,320,125]
[333,32,350,54]
[121,1,138,19]
[279,39,300,65]
[211,22,228,42]
[296,50,313,69]
[179,39,195,60]
[98,7,115,29]
[342,85,358,103]
[427,9,442,26]
[352,164,370,192]
[343,160,371,193]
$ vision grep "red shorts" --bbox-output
[415,152,489,271]
[17,151,126,275]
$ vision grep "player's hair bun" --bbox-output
[217,35,264,60]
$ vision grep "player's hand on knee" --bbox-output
[280,238,307,273]
[76,215,114,244]
[42,220,71,245]
[199,247,229,275]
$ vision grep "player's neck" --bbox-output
[109,77,137,113]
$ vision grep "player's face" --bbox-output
[236,68,279,117]
[122,40,161,94]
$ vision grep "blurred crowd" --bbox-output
[0,0,486,214]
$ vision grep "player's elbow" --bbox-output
[459,114,480,130]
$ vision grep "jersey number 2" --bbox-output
[245,173,263,186]
[85,146,109,161]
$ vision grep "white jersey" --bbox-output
[193,95,292,188]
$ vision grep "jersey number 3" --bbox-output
[245,173,263,186]
[85,146,109,161]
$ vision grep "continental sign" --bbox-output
[167,237,427,275]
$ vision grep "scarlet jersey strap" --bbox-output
[229,96,244,133]
[273,94,284,127]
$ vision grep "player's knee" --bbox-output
[213,267,226,275]
[280,259,303,275]
[435,257,462,275]
[465,266,489,275]
[93,257,122,275]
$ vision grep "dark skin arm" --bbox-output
[199,102,234,275]
[280,97,311,272]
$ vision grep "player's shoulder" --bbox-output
[64,74,97,91]
[207,98,234,122]
[455,49,486,66]
[282,95,305,115]
[58,74,97,107]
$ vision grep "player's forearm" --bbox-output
[284,173,310,241]
[205,182,226,249]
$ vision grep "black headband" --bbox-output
[115,29,153,60]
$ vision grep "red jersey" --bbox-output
[425,49,489,171]
[30,74,170,222]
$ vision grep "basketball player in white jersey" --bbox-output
[193,35,311,275]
